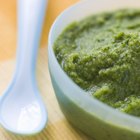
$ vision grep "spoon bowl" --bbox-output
[0,80,47,135]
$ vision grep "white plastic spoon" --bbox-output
[0,0,47,135]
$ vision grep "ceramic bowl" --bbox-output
[48,0,140,139]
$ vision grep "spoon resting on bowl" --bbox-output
[0,0,47,135]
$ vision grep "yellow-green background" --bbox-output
[0,0,92,139]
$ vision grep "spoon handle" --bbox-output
[16,0,47,80]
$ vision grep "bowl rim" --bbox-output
[48,0,140,132]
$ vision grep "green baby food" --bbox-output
[54,9,140,117]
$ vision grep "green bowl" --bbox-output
[48,0,140,139]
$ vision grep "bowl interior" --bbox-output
[50,0,140,45]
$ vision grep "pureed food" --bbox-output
[54,9,140,117]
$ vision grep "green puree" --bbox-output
[54,9,140,117]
